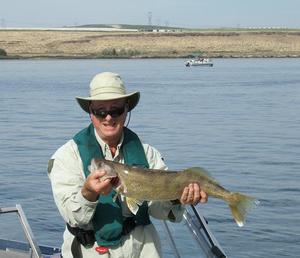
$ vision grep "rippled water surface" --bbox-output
[0,58,300,257]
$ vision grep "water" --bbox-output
[0,58,300,258]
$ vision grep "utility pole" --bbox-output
[148,12,152,26]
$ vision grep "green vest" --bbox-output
[73,124,151,247]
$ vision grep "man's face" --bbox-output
[90,99,127,145]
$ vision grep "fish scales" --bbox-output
[114,164,184,200]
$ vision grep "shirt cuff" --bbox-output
[77,190,98,208]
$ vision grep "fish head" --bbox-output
[90,158,118,181]
[91,159,130,201]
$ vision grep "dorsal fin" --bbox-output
[183,167,219,184]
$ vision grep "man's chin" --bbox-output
[103,129,121,139]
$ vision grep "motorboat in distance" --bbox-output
[185,57,213,67]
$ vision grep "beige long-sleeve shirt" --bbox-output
[48,129,184,258]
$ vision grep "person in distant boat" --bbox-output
[48,72,208,258]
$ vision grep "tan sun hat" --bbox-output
[76,72,140,113]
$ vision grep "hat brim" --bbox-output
[76,91,140,113]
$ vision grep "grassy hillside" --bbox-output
[1,28,300,58]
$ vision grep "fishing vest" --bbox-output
[73,123,151,247]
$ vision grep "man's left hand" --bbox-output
[180,183,208,205]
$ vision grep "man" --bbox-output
[48,72,207,258]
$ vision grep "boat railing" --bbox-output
[161,205,226,258]
[0,204,43,258]
[1,204,226,258]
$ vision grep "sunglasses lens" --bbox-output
[110,107,125,117]
[95,110,107,119]
[92,106,125,119]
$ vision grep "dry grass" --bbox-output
[1,30,300,58]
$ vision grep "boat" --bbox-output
[1,204,226,258]
[0,205,61,258]
[185,57,213,67]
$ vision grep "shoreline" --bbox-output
[1,55,296,59]
[1,29,300,59]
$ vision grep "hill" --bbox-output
[1,27,300,58]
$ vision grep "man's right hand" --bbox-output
[81,170,113,202]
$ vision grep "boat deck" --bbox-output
[0,249,28,258]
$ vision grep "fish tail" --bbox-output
[228,192,259,227]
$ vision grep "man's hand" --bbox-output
[81,170,117,202]
[180,183,208,205]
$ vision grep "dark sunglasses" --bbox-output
[91,105,126,119]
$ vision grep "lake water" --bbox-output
[0,58,300,258]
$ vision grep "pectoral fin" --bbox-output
[126,197,143,215]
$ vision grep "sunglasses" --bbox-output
[91,105,126,119]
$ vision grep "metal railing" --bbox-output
[1,204,226,258]
[0,204,43,258]
[162,205,227,258]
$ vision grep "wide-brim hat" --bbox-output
[76,72,140,113]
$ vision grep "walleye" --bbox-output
[90,159,259,227]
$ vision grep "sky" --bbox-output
[1,0,300,29]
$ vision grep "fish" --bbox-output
[90,158,259,227]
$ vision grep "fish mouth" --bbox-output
[110,176,120,187]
